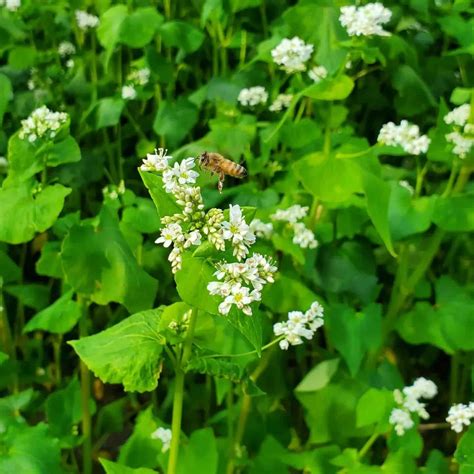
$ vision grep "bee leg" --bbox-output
[218,172,225,193]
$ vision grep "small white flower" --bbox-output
[409,377,438,400]
[398,180,414,195]
[238,86,268,107]
[168,246,182,274]
[269,94,293,112]
[1,0,20,11]
[141,148,172,172]
[378,120,430,155]
[155,223,185,248]
[389,408,414,436]
[271,37,314,73]
[75,10,100,30]
[292,222,318,249]
[249,219,273,239]
[162,158,199,194]
[19,106,68,143]
[58,41,76,57]
[271,205,309,224]
[308,65,328,84]
[127,67,151,87]
[446,131,473,159]
[66,59,75,69]
[151,427,172,453]
[339,3,392,37]
[446,403,474,433]
[222,205,256,261]
[121,85,137,101]
[444,104,470,127]
[183,229,202,248]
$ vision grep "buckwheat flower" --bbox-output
[407,377,438,400]
[274,300,324,350]
[162,157,199,194]
[151,427,172,453]
[183,229,202,248]
[389,408,414,436]
[202,208,226,251]
[339,3,392,37]
[1,0,20,11]
[121,85,137,101]
[238,86,268,107]
[155,223,185,248]
[19,106,68,143]
[168,246,182,273]
[377,120,430,155]
[446,403,474,433]
[141,148,172,172]
[75,10,100,30]
[308,65,328,83]
[446,131,473,159]
[292,222,318,249]
[222,204,256,260]
[271,205,309,224]
[444,104,470,127]
[128,68,151,87]
[218,283,256,316]
[271,37,314,73]
[66,59,75,69]
[399,180,414,195]
[249,219,273,239]
[269,94,293,112]
[58,41,76,57]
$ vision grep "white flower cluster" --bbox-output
[271,205,318,249]
[0,0,20,11]
[446,402,474,433]
[339,3,392,37]
[269,94,293,113]
[378,120,430,155]
[58,41,76,57]
[271,37,314,73]
[75,10,99,30]
[238,86,268,107]
[249,219,273,239]
[208,254,277,316]
[308,65,328,84]
[389,377,438,436]
[444,104,473,159]
[19,106,68,143]
[121,68,151,101]
[151,427,172,453]
[273,301,324,350]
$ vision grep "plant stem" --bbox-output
[357,431,379,459]
[167,307,199,474]
[53,334,63,386]
[78,296,92,474]
[0,280,18,393]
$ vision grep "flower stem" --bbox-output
[167,307,199,474]
[357,431,379,459]
[78,296,92,474]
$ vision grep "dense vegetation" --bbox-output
[0,0,473,473]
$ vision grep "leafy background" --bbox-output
[0,0,473,473]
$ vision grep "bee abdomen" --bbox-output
[227,161,247,178]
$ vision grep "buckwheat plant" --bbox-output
[18,106,68,143]
[339,3,392,37]
[377,120,431,155]
[446,402,474,433]
[444,103,473,159]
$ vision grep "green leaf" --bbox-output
[356,388,393,430]
[302,75,354,101]
[7,46,36,70]
[100,459,158,474]
[97,5,128,66]
[263,275,316,314]
[295,359,340,392]
[0,423,62,473]
[0,248,21,283]
[94,98,125,129]
[61,206,158,313]
[69,309,164,393]
[0,181,71,244]
[326,303,382,376]
[455,426,474,474]
[432,194,474,232]
[6,132,41,182]
[24,290,81,334]
[46,136,81,167]
[122,198,161,234]
[185,357,245,383]
[120,7,163,48]
[4,283,49,311]
[177,428,218,474]
[153,97,198,148]
[35,241,63,278]
[0,73,13,125]
[159,21,205,53]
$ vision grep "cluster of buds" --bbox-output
[207,254,277,316]
[150,427,172,453]
[273,301,324,350]
[271,37,314,73]
[19,106,68,143]
[238,86,268,107]
[269,94,293,113]
[339,3,392,37]
[446,402,474,433]
[122,67,151,101]
[444,103,473,159]
[378,120,430,155]
[75,10,99,30]
[168,309,192,335]
[389,377,438,436]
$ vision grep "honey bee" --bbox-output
[198,151,247,193]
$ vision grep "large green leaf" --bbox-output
[120,7,163,48]
[455,425,474,474]
[69,309,164,392]
[23,290,81,334]
[295,359,340,393]
[303,76,354,101]
[94,98,125,129]
[177,428,218,474]
[0,423,62,473]
[432,194,474,232]
[159,21,205,53]
[0,181,71,244]
[97,5,128,66]
[61,206,158,313]
[0,73,12,125]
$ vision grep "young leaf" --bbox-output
[69,309,164,393]
[100,459,158,474]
